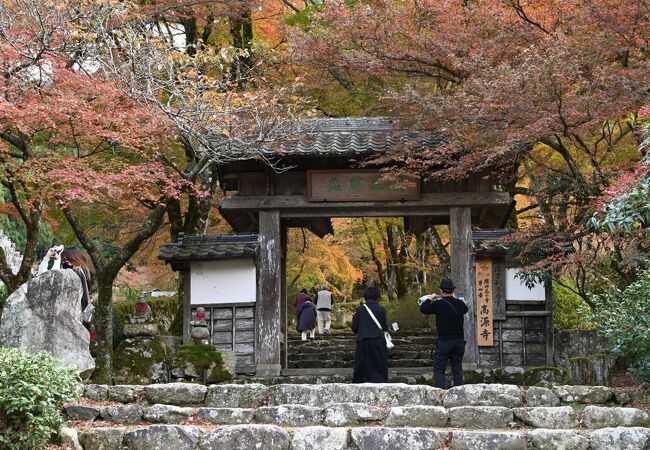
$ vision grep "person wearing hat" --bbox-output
[419,278,468,389]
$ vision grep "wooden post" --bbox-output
[281,225,288,370]
[182,270,192,345]
[450,207,478,366]
[255,210,282,376]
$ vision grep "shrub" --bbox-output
[0,348,81,450]
[552,280,595,331]
[590,270,650,380]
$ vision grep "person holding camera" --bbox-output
[419,279,468,389]
[38,246,93,317]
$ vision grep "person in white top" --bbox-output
[314,284,334,335]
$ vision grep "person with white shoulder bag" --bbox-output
[351,285,390,383]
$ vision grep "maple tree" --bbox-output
[286,0,650,301]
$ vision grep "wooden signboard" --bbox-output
[476,257,494,346]
[307,170,420,202]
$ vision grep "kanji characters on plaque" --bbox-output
[476,257,494,346]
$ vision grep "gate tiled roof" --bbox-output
[207,117,445,158]
[159,233,258,263]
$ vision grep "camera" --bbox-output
[53,245,64,255]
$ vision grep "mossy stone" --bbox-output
[112,335,171,384]
[173,344,233,384]
[525,366,569,386]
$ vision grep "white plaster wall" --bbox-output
[505,268,546,301]
[190,259,256,304]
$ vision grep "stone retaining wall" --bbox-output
[63,382,650,449]
[64,424,650,450]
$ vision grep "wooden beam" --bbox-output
[255,210,282,377]
[450,206,478,366]
[221,192,512,213]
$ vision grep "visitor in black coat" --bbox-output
[297,299,317,340]
[351,286,389,383]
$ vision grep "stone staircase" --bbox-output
[287,330,436,369]
[60,382,649,449]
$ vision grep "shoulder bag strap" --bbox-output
[442,297,460,316]
[363,304,384,332]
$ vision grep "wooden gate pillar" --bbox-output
[255,210,282,376]
[450,207,478,366]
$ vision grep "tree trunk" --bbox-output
[93,275,115,384]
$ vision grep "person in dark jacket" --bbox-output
[420,278,469,389]
[294,288,310,318]
[351,286,389,383]
[297,298,317,340]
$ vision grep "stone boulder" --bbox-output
[582,406,649,428]
[552,385,612,404]
[0,270,94,379]
[527,430,589,450]
[291,426,348,450]
[112,335,171,385]
[588,427,650,450]
[443,384,523,408]
[79,428,125,450]
[145,382,207,405]
[513,406,578,429]
[351,427,449,450]
[124,425,202,450]
[199,424,290,450]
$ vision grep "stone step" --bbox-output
[289,343,435,354]
[66,400,650,430]
[290,350,432,361]
[62,423,650,450]
[288,336,437,345]
[81,383,649,410]
[288,359,433,369]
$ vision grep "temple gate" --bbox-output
[213,117,524,377]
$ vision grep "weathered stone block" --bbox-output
[552,385,612,404]
[84,384,109,401]
[255,405,322,426]
[386,406,448,427]
[323,403,386,426]
[267,383,440,407]
[513,407,578,429]
[450,430,527,450]
[493,366,525,385]
[65,405,100,421]
[351,427,449,450]
[525,387,560,407]
[205,383,267,408]
[123,323,159,337]
[525,367,568,386]
[443,384,524,408]
[79,427,125,450]
[197,407,255,425]
[58,427,82,450]
[199,424,290,450]
[588,426,650,450]
[290,426,348,450]
[448,406,513,429]
[613,388,649,405]
[112,335,170,385]
[527,429,589,450]
[100,404,143,424]
[124,425,202,450]
[107,384,145,403]
[143,404,195,424]
[582,406,649,428]
[145,382,207,405]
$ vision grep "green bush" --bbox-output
[552,280,595,332]
[0,349,81,450]
[590,270,650,380]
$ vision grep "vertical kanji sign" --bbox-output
[476,257,494,346]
